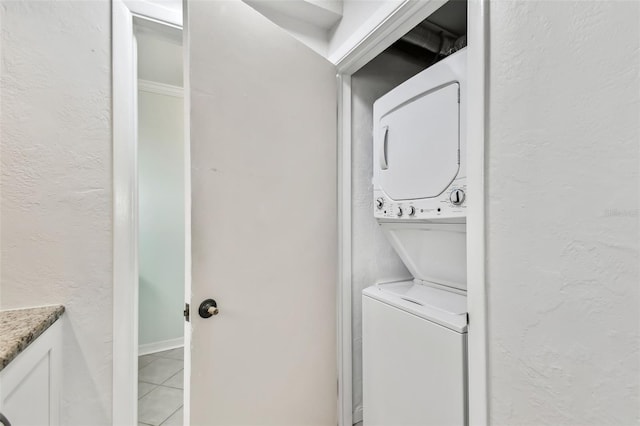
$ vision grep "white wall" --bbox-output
[487,1,640,424]
[136,26,183,87]
[0,1,112,424]
[138,88,185,350]
[241,0,404,63]
[242,0,334,57]
[350,48,430,422]
[328,0,402,61]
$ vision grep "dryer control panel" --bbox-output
[373,179,467,220]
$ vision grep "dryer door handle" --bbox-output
[379,126,389,170]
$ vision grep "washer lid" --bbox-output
[363,280,467,333]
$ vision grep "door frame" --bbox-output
[115,0,488,424]
[112,1,183,424]
[334,1,489,425]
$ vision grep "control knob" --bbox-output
[450,189,465,205]
[395,207,403,217]
[405,205,415,216]
[375,197,384,210]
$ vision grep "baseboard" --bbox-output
[353,405,363,424]
[138,337,184,356]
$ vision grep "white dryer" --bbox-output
[373,48,467,221]
[363,48,469,426]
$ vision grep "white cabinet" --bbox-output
[0,320,62,425]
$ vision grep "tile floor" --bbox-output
[138,347,184,426]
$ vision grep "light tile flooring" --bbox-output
[138,348,184,426]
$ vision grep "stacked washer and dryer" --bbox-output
[362,48,468,425]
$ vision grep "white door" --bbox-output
[187,1,338,425]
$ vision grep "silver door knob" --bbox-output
[199,299,219,318]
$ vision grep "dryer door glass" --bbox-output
[376,82,459,201]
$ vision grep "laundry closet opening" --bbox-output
[349,0,468,423]
[134,16,186,426]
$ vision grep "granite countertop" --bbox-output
[0,305,65,371]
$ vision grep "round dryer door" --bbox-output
[374,82,460,201]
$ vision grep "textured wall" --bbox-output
[487,1,640,424]
[138,90,185,348]
[350,48,430,422]
[0,1,113,424]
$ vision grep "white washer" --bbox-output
[362,281,467,426]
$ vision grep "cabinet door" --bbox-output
[0,322,61,426]
[188,1,337,425]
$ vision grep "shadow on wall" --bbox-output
[62,315,111,424]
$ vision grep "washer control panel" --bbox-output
[374,181,467,220]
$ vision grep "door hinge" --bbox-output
[184,303,190,322]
